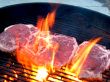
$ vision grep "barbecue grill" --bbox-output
[0,53,82,82]
[0,3,110,82]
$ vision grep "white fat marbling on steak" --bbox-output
[0,32,16,52]
[4,24,35,31]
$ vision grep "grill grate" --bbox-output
[0,56,39,82]
[0,55,110,82]
[47,67,81,82]
[0,54,81,82]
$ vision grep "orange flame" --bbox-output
[37,10,56,31]
[34,9,58,71]
[15,9,57,81]
[14,5,101,81]
[66,37,101,76]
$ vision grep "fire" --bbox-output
[35,67,48,81]
[37,10,56,31]
[3,70,18,82]
[66,37,101,76]
[15,9,58,82]
[34,9,58,72]
[14,5,101,81]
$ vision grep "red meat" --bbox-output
[30,34,78,67]
[0,24,78,68]
[79,41,110,79]
[0,24,37,52]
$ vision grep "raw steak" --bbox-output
[0,24,78,68]
[17,33,78,68]
[30,34,78,67]
[0,24,37,52]
[79,41,110,79]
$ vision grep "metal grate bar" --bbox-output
[0,65,38,81]
[0,56,108,82]
[0,57,38,73]
[0,76,14,81]
[47,67,81,82]
[0,57,39,81]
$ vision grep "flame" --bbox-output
[14,5,101,81]
[37,10,56,31]
[34,9,58,71]
[15,9,58,82]
[35,67,48,81]
[66,37,101,76]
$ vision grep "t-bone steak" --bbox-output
[0,24,78,68]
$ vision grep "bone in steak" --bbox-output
[79,41,110,79]
[0,24,37,52]
[0,24,78,68]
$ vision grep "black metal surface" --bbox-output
[0,53,81,82]
[0,53,38,82]
[0,3,110,47]
[48,67,80,82]
[0,55,79,82]
[0,3,110,82]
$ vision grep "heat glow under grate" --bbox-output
[0,55,110,82]
[0,56,81,82]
